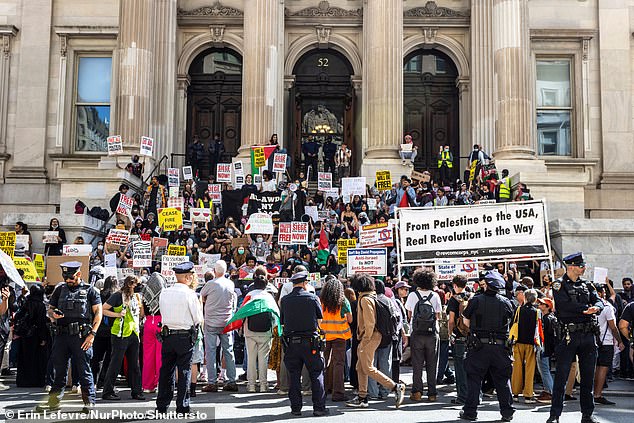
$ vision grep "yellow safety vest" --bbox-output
[321,308,351,341]
[499,178,511,199]
[196,199,214,220]
[437,151,453,168]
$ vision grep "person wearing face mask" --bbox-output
[437,145,453,185]
[90,242,106,267]
[233,246,249,267]
[44,218,67,257]
[176,231,194,256]
[251,235,270,263]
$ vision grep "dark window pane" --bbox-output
[537,111,571,156]
[202,51,242,74]
[76,105,110,152]
[77,57,112,103]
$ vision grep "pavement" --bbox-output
[0,366,632,422]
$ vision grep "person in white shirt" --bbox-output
[200,260,239,392]
[405,269,442,402]
[156,262,203,414]
[594,284,624,405]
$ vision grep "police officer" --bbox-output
[460,271,515,422]
[302,137,320,180]
[322,137,337,175]
[280,270,328,417]
[36,262,102,413]
[156,262,203,415]
[547,252,603,423]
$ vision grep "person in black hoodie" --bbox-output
[44,218,66,256]
[90,276,117,388]
[15,284,49,387]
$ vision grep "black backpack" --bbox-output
[375,295,399,348]
[412,291,437,336]
[247,312,273,333]
[13,308,33,338]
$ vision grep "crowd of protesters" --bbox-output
[0,134,631,420]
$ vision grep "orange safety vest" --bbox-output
[321,308,352,341]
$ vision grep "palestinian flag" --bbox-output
[250,145,278,175]
[316,227,330,265]
[223,290,282,335]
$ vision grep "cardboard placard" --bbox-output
[318,172,332,190]
[199,253,221,269]
[43,231,59,244]
[0,232,16,259]
[231,237,250,248]
[375,170,392,191]
[169,186,179,199]
[411,170,431,183]
[107,135,123,155]
[252,147,266,168]
[191,208,212,222]
[401,143,413,152]
[308,272,322,289]
[366,198,377,210]
[151,237,169,260]
[140,136,154,157]
[132,241,152,268]
[337,238,357,264]
[341,177,366,197]
[290,222,309,245]
[46,255,90,285]
[359,223,393,248]
[161,255,190,285]
[63,244,94,256]
[209,184,222,203]
[34,254,45,279]
[217,163,232,182]
[182,166,193,181]
[116,194,134,216]
[244,213,274,234]
[167,168,180,187]
[273,153,287,173]
[304,206,319,222]
[233,161,244,176]
[347,248,388,276]
[15,234,29,249]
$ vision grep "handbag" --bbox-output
[508,307,521,344]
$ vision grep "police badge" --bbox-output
[552,282,561,291]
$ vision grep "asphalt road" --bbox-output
[0,367,632,422]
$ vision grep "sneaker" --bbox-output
[259,384,268,393]
[291,410,302,416]
[393,382,406,408]
[459,410,477,421]
[0,383,10,391]
[564,394,577,401]
[501,414,513,422]
[223,382,239,392]
[277,389,288,396]
[1,368,14,376]
[238,373,247,382]
[546,416,559,423]
[428,395,437,402]
[81,403,96,414]
[247,385,256,393]
[594,396,616,405]
[346,396,369,408]
[45,385,51,393]
[132,393,146,400]
[524,397,536,404]
[410,392,422,402]
[202,383,218,393]
[402,160,406,166]
[581,415,599,423]
[536,392,552,403]
[313,409,330,417]
[71,385,80,394]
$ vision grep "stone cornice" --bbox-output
[530,28,596,41]
[53,26,119,38]
[285,1,362,25]
[405,2,469,18]
[0,25,18,37]
[177,1,243,26]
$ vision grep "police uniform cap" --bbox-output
[173,261,195,274]
[60,261,82,274]
[290,270,308,283]
[484,271,505,290]
[563,252,585,266]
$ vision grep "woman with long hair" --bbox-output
[320,277,353,401]
[44,218,66,256]
[91,276,118,388]
[101,276,144,401]
[15,284,49,387]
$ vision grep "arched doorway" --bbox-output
[289,49,355,179]
[187,48,242,178]
[404,49,459,183]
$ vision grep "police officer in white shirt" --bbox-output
[156,262,203,415]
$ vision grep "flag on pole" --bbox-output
[250,145,278,175]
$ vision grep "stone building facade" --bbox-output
[0,0,633,280]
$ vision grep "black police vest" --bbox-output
[58,284,91,322]
[563,279,591,304]
[473,294,510,339]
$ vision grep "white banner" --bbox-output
[233,161,244,176]
[106,229,130,247]
[63,244,93,256]
[341,177,366,197]
[161,255,190,285]
[347,248,387,276]
[277,222,309,245]
[208,184,222,203]
[398,201,549,262]
[436,259,479,281]
[140,136,154,157]
[132,241,152,268]
[42,231,59,244]
[245,213,274,234]
[304,206,319,222]
[199,253,221,269]
[116,194,134,217]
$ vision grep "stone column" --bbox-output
[470,0,495,155]
[0,26,17,183]
[240,0,280,153]
[114,0,154,149]
[151,0,177,162]
[7,0,52,182]
[364,0,403,159]
[492,0,534,159]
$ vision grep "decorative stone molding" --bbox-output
[0,26,18,59]
[59,34,68,58]
[178,2,243,17]
[405,2,469,18]
[316,25,331,48]
[210,25,225,43]
[422,27,438,45]
[582,38,589,62]
[288,1,362,18]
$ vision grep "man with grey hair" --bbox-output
[200,260,239,392]
[510,288,540,404]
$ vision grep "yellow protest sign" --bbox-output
[13,257,39,282]
[253,147,266,168]
[0,232,16,258]
[158,207,183,231]
[375,170,392,191]
[34,254,45,279]
[167,244,186,256]
[337,238,357,264]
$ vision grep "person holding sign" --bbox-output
[44,218,67,257]
[399,134,418,167]
[437,145,453,185]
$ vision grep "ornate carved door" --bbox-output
[187,49,242,178]
[404,50,459,182]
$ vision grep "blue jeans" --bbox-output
[437,339,454,383]
[368,345,392,398]
[204,327,236,384]
[537,350,553,394]
[454,340,467,403]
